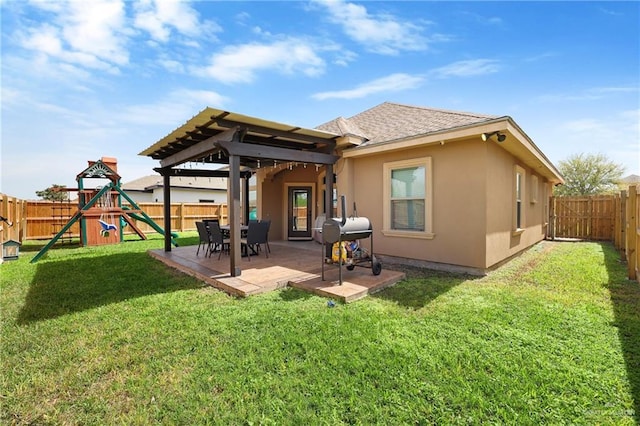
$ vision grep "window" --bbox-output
[383,157,433,238]
[249,175,257,220]
[542,181,549,227]
[514,165,526,233]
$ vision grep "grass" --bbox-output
[1,235,638,424]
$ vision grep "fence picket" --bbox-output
[0,196,228,241]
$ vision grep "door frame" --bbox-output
[284,183,315,240]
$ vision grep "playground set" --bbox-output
[31,157,176,263]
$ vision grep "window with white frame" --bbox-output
[383,157,433,238]
[514,165,526,231]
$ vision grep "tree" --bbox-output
[554,153,625,196]
[36,184,69,201]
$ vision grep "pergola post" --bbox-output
[229,154,242,277]
[163,172,172,252]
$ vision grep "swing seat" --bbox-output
[99,220,117,231]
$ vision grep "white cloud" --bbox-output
[314,0,427,55]
[133,0,221,43]
[117,89,229,126]
[196,38,326,84]
[18,0,129,71]
[557,109,640,174]
[14,0,219,79]
[523,51,559,63]
[431,59,501,78]
[312,73,424,100]
[159,58,186,74]
[537,86,639,102]
[333,50,358,67]
[62,0,129,64]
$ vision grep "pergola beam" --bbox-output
[159,127,239,168]
[213,117,336,148]
[153,167,253,179]
[217,140,339,165]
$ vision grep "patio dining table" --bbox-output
[219,224,249,234]
[219,225,252,255]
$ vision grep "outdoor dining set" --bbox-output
[195,219,271,261]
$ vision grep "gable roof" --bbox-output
[621,174,640,184]
[316,102,499,146]
[122,175,227,192]
[76,158,121,181]
[318,101,563,184]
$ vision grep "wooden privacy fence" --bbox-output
[550,195,616,240]
[616,185,639,282]
[5,198,228,240]
[0,194,27,242]
[550,186,639,282]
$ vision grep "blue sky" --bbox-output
[1,0,638,199]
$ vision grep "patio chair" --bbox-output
[195,221,213,256]
[241,221,269,261]
[208,221,230,260]
[260,219,271,253]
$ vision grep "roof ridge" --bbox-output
[376,101,498,119]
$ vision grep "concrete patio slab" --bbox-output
[147,240,405,303]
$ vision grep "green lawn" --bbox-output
[1,236,638,424]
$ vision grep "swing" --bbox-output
[98,190,117,237]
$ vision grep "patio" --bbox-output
[148,240,405,303]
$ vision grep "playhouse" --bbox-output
[31,157,175,262]
[78,157,124,246]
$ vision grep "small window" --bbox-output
[531,175,539,204]
[514,165,526,232]
[383,157,433,238]
[543,181,549,227]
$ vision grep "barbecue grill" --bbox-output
[321,196,382,285]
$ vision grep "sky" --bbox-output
[1,0,639,200]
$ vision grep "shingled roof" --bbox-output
[316,102,499,146]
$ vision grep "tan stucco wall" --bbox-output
[256,137,554,271]
[258,165,319,241]
[484,141,550,268]
[341,139,489,269]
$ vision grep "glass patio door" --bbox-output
[288,186,312,240]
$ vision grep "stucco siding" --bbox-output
[124,191,154,204]
[345,139,488,269]
[484,142,548,268]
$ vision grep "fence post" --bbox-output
[627,185,637,280]
[620,191,627,260]
[178,203,185,232]
[548,196,556,240]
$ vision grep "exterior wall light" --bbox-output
[481,131,506,142]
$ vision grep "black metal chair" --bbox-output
[207,221,230,260]
[195,221,212,256]
[241,221,269,261]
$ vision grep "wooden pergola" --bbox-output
[139,107,339,276]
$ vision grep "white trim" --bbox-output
[382,157,433,237]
